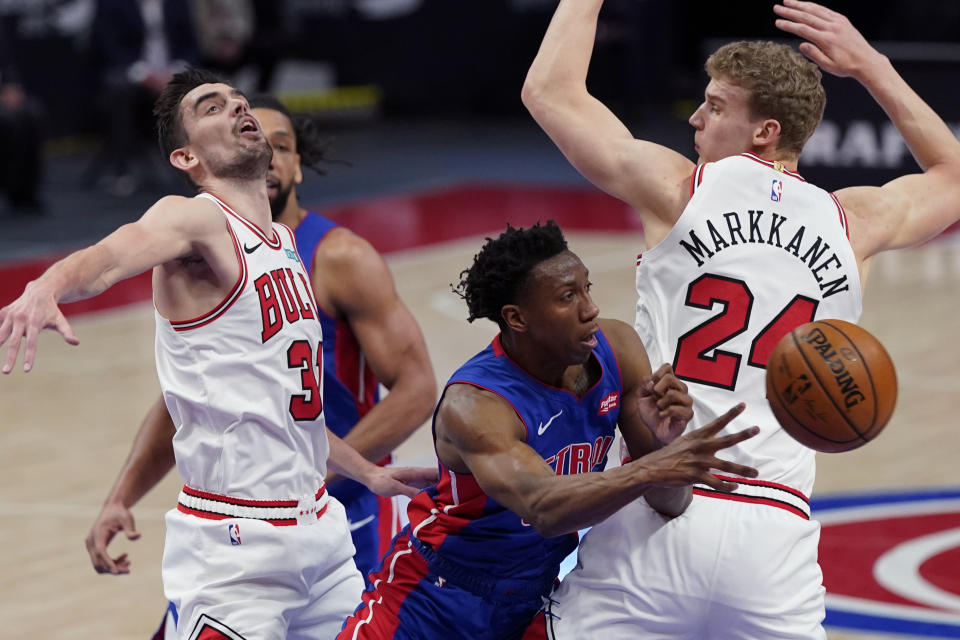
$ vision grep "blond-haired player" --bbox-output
[521,1,960,637]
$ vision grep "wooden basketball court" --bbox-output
[1,194,958,638]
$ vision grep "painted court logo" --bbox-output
[814,488,960,637]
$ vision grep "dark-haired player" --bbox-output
[337,221,761,640]
[83,93,438,639]
[0,68,434,640]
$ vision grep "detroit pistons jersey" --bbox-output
[407,331,621,583]
[295,212,381,505]
[635,153,862,496]
[155,192,329,501]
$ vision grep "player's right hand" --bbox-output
[635,403,760,492]
[773,0,881,80]
[0,280,78,374]
[85,500,141,575]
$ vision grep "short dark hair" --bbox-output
[248,93,334,175]
[153,67,227,161]
[455,220,568,328]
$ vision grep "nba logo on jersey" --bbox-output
[228,523,241,546]
[771,179,783,202]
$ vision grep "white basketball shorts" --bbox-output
[545,490,826,639]
[162,493,364,640]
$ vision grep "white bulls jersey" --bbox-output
[635,153,862,496]
[155,192,329,501]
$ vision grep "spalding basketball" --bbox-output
[765,319,897,453]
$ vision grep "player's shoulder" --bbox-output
[441,381,518,426]
[597,317,638,349]
[314,225,390,283]
[143,194,223,230]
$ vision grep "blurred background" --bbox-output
[2,0,960,254]
[1,1,960,638]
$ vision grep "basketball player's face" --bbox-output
[518,251,600,365]
[689,78,766,163]
[254,107,303,220]
[179,83,272,180]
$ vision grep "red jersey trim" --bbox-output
[181,483,328,507]
[829,192,850,239]
[710,474,809,503]
[176,502,328,526]
[170,221,248,331]
[740,152,807,182]
[692,487,810,519]
[690,164,707,197]
[203,191,282,249]
[177,484,329,525]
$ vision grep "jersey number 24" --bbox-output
[672,273,818,390]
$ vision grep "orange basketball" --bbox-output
[765,319,897,453]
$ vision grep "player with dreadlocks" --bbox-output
[338,221,761,640]
[84,92,437,640]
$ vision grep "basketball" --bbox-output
[765,319,898,453]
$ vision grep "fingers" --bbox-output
[700,475,742,493]
[782,0,838,21]
[122,516,141,541]
[712,459,760,479]
[393,481,419,499]
[697,403,746,437]
[714,425,761,450]
[2,324,22,374]
[86,530,119,574]
[55,313,79,346]
[773,3,831,32]
[22,324,39,373]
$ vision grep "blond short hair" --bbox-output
[706,41,826,155]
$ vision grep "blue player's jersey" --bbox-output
[407,331,621,584]
[294,212,382,505]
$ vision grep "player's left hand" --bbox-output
[773,0,883,79]
[636,363,693,445]
[85,500,141,575]
[366,466,438,498]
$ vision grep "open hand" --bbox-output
[774,0,883,79]
[633,403,759,493]
[0,281,78,374]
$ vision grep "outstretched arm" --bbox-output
[436,382,757,538]
[0,196,224,373]
[775,0,960,257]
[325,429,436,499]
[85,396,176,575]
[313,229,436,469]
[522,0,693,233]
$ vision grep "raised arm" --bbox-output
[85,395,176,575]
[0,195,224,373]
[775,0,960,259]
[312,228,437,466]
[436,381,758,539]
[522,0,694,230]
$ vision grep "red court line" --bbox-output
[0,184,640,317]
